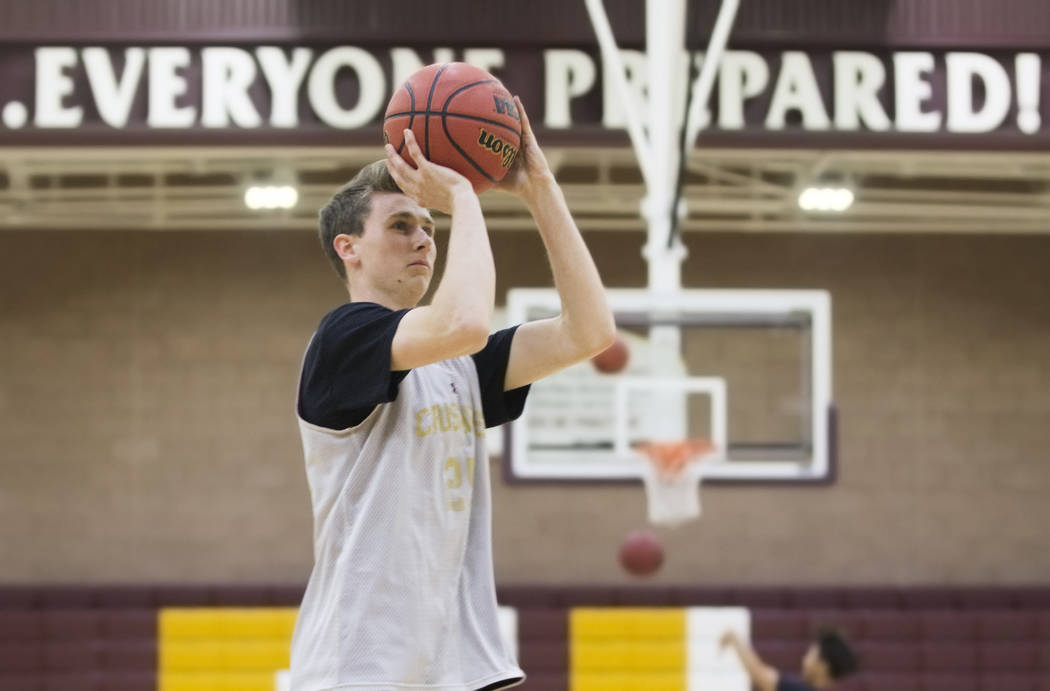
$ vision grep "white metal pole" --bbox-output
[584,0,653,186]
[684,0,742,148]
[644,0,688,295]
[645,0,689,443]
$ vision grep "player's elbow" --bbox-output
[595,318,617,353]
[580,318,617,359]
[560,314,616,361]
[449,316,490,355]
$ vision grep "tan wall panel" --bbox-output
[1,230,1048,584]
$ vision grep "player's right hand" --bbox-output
[495,96,556,204]
[385,130,475,214]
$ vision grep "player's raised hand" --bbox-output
[385,129,474,214]
[496,96,556,202]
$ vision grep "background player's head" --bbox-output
[318,160,437,306]
[801,628,858,686]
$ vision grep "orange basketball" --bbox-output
[383,63,522,193]
[618,529,664,577]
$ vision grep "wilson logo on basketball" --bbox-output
[492,95,520,120]
[477,129,518,169]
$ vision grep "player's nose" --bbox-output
[414,227,433,250]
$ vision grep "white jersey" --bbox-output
[290,350,523,691]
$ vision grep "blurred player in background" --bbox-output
[289,98,615,690]
[720,628,859,691]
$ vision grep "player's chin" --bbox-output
[407,265,432,281]
[407,274,432,300]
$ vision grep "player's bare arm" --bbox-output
[497,96,616,390]
[384,129,496,370]
[720,630,779,691]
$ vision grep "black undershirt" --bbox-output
[298,301,528,430]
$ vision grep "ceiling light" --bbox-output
[799,187,854,213]
[245,185,298,210]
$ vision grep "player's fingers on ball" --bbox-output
[385,141,408,169]
[387,158,421,199]
[514,96,532,132]
[383,149,404,182]
[515,97,537,146]
[384,147,411,185]
[402,129,428,166]
[383,143,402,171]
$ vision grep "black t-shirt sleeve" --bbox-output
[297,302,410,429]
[471,325,530,428]
[776,675,815,691]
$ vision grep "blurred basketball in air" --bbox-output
[591,336,630,373]
[384,62,522,193]
[619,529,664,577]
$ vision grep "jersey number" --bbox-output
[444,456,475,512]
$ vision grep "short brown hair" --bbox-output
[317,160,402,280]
[818,628,859,679]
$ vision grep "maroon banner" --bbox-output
[0,44,1046,149]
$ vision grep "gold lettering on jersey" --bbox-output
[414,403,485,438]
[445,457,462,488]
[445,456,472,512]
[415,408,429,437]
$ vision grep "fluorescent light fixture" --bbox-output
[798,186,854,213]
[245,185,299,210]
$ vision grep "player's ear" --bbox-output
[333,233,360,266]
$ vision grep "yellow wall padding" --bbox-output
[159,608,298,691]
[570,608,687,691]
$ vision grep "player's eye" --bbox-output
[423,225,435,237]
[392,220,409,231]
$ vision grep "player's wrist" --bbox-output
[520,174,559,205]
[447,182,481,214]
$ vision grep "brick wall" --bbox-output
[1,229,1048,584]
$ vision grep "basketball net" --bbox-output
[636,439,716,527]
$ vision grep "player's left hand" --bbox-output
[718,630,737,649]
[495,96,556,202]
[385,129,474,214]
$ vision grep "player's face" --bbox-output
[356,192,437,306]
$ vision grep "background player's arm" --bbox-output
[498,98,616,390]
[720,630,779,691]
[386,131,496,370]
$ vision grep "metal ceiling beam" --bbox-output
[2,147,1049,235]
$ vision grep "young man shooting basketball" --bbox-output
[720,628,859,691]
[289,98,615,690]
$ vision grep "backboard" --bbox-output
[504,288,833,483]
